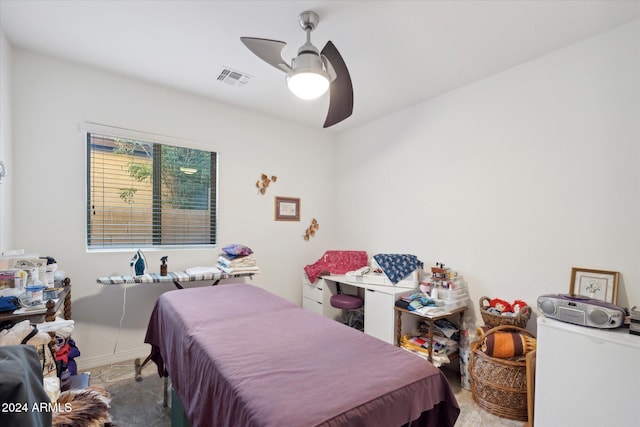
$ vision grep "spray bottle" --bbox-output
[160,256,168,276]
[25,268,45,303]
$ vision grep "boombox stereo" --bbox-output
[537,294,625,328]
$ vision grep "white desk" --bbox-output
[303,274,417,344]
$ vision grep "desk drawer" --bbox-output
[303,297,323,315]
[302,283,324,302]
[302,273,313,287]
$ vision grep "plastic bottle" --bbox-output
[15,270,27,290]
[459,316,472,391]
[29,268,43,287]
[26,268,45,302]
[459,323,469,349]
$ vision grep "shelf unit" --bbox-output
[394,305,467,364]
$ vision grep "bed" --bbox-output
[144,283,459,427]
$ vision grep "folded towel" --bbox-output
[34,317,75,337]
[218,265,260,275]
[185,266,222,275]
[218,254,256,267]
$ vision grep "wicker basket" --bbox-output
[469,325,535,421]
[479,296,531,329]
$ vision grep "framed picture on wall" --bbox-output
[569,267,619,304]
[275,196,300,221]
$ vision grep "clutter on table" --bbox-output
[394,262,470,368]
[395,292,444,315]
[400,333,458,366]
[0,253,84,408]
[393,261,471,314]
[0,255,67,314]
[419,262,469,310]
[342,253,422,288]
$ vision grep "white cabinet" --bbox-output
[534,317,640,427]
[302,273,324,315]
[363,288,397,343]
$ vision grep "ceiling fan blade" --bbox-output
[321,41,353,128]
[240,37,292,73]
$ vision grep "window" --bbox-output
[87,132,217,249]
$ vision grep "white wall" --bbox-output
[0,27,13,250]
[334,20,640,329]
[11,50,337,367]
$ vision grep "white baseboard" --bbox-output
[77,345,151,370]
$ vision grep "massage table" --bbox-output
[145,283,459,426]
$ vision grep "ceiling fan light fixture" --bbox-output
[287,69,330,100]
[287,49,330,100]
[240,10,353,126]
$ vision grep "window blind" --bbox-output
[87,133,217,249]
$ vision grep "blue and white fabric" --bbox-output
[373,254,423,284]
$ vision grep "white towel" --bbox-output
[34,317,76,338]
[218,265,260,275]
[218,254,256,268]
[185,266,222,275]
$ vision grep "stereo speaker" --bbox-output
[537,294,624,329]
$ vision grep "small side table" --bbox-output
[394,305,467,363]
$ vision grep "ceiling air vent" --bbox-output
[217,67,251,87]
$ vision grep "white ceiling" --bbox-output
[1,0,639,131]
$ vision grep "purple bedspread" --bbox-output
[145,283,459,427]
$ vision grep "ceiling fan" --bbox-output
[241,11,353,128]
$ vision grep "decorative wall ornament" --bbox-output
[256,173,277,194]
[303,218,319,241]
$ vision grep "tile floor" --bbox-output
[89,360,525,426]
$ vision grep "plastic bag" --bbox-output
[0,296,18,312]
